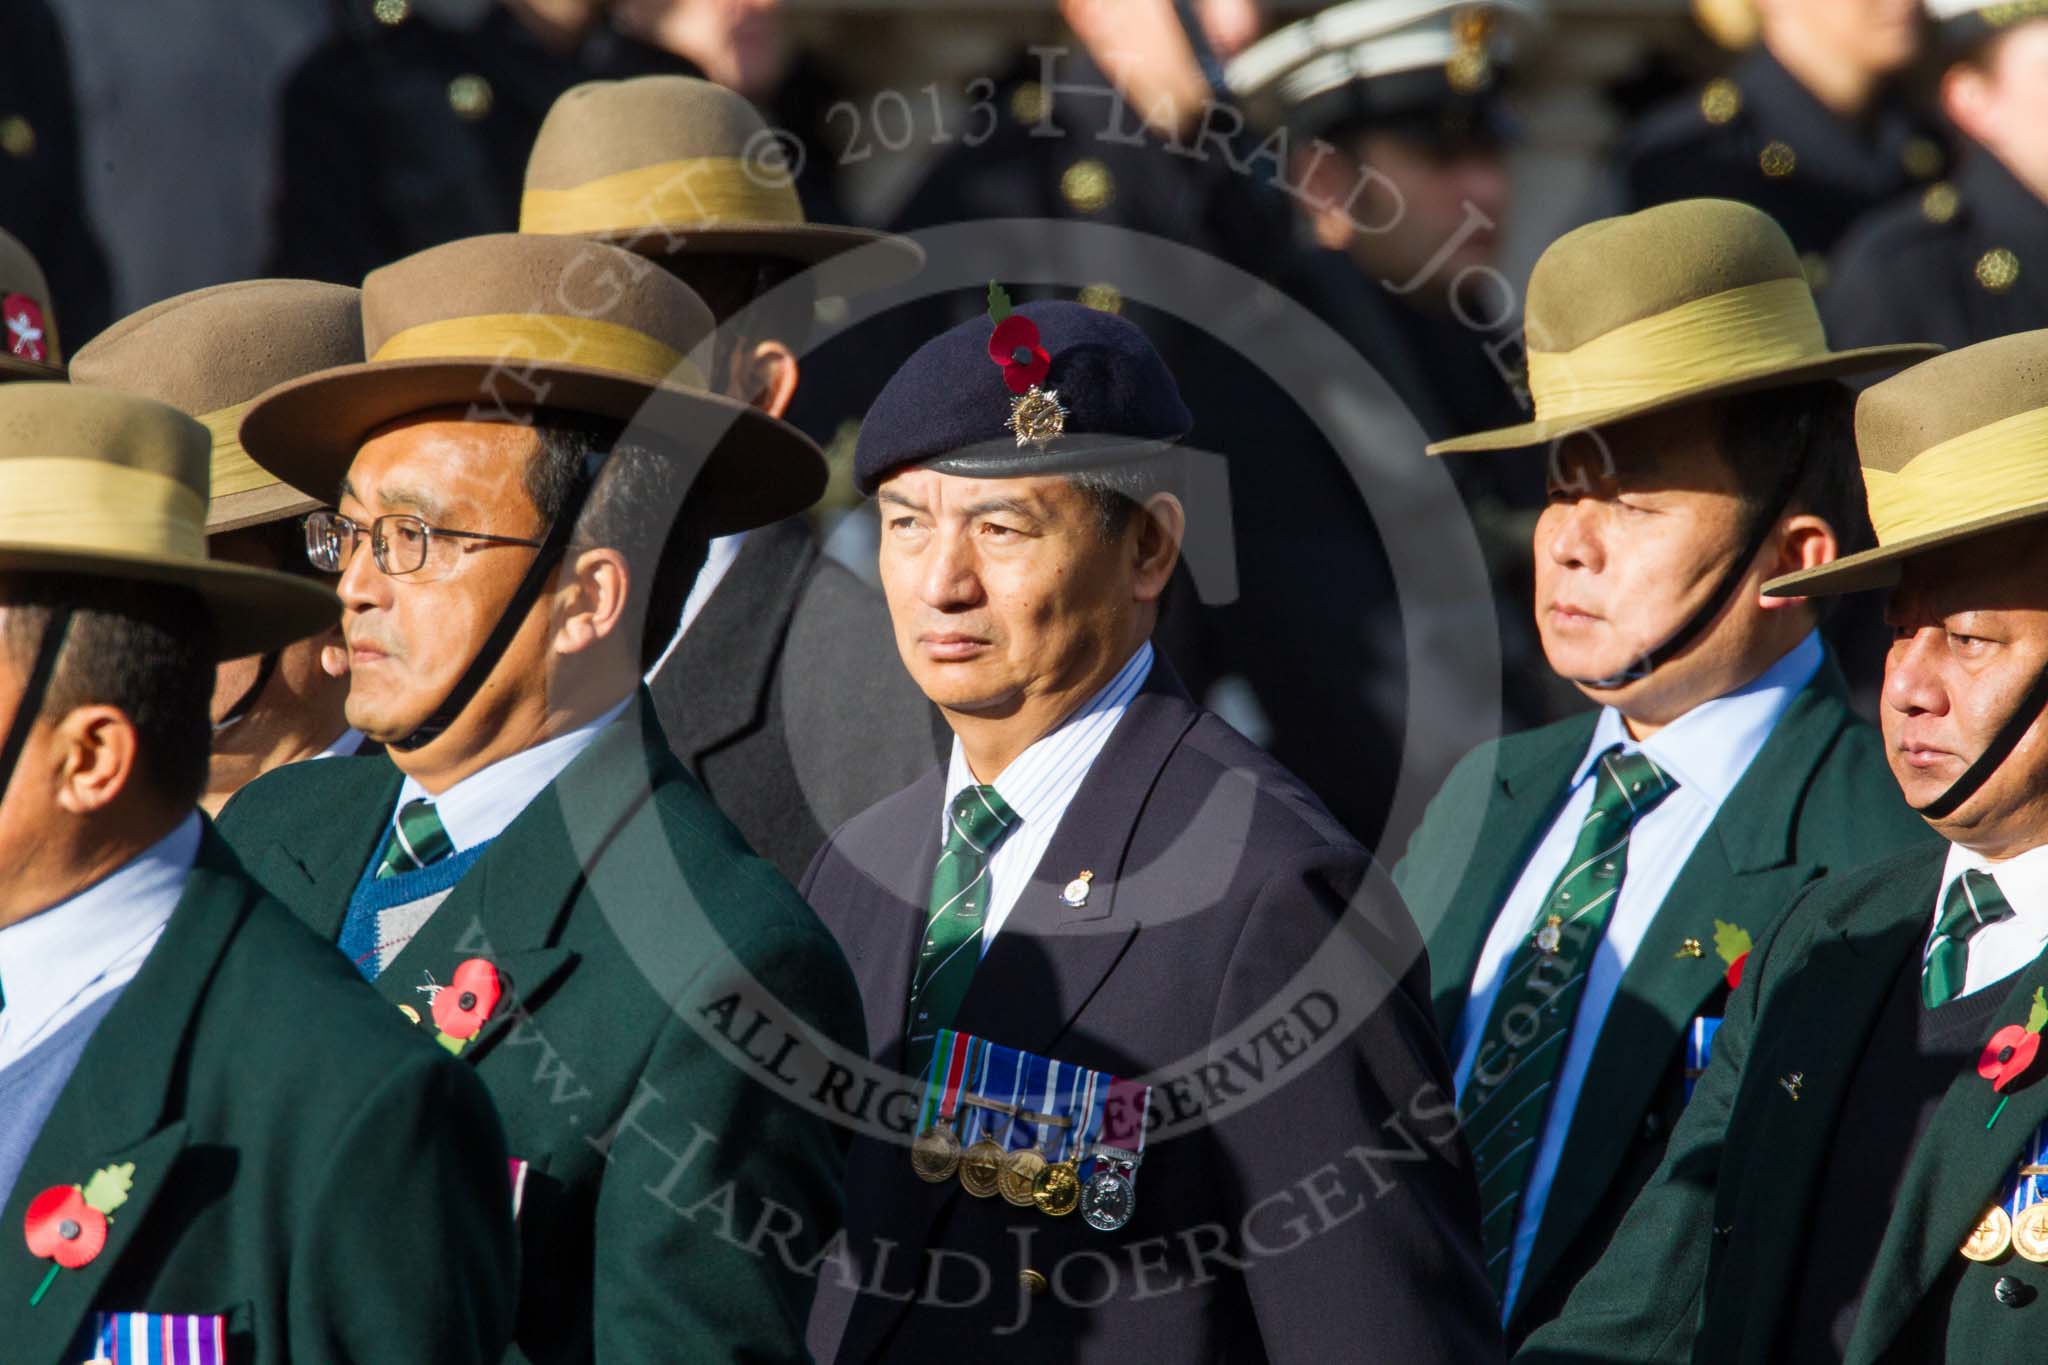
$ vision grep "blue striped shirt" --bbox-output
[943,641,1153,952]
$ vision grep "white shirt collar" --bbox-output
[315,727,366,760]
[1571,629,1825,804]
[943,641,1155,828]
[0,813,201,1038]
[643,531,749,683]
[395,695,632,853]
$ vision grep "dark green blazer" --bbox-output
[1396,653,1934,1344]
[2,828,516,1365]
[1521,843,2048,1362]
[218,694,868,1365]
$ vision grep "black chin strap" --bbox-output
[0,607,73,805]
[1919,664,2048,821]
[211,649,279,736]
[1572,414,1814,692]
[386,451,606,753]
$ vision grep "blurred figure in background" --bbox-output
[0,0,108,343]
[1618,0,1947,264]
[270,0,852,286]
[1827,0,2048,352]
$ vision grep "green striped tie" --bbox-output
[1460,746,1677,1301]
[376,798,453,879]
[1923,869,2012,1008]
[904,784,1017,1081]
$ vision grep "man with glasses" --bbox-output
[217,232,867,1364]
[70,280,375,814]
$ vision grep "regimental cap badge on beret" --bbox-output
[1447,7,1496,93]
[987,283,1069,450]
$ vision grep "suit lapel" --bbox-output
[1847,943,2048,1360]
[3,833,250,1365]
[255,757,404,943]
[650,519,813,764]
[953,677,1197,1056]
[374,695,675,1054]
[1693,857,1941,1361]
[1420,718,1594,1042]
[829,769,944,1076]
[1514,670,1848,1316]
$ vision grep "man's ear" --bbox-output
[552,547,633,655]
[1757,512,1838,611]
[51,705,139,815]
[1131,492,1187,605]
[730,339,800,418]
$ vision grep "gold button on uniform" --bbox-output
[1922,182,1960,225]
[1700,78,1741,126]
[1759,141,1796,179]
[0,115,35,160]
[1077,282,1123,314]
[1010,82,1048,125]
[448,74,493,121]
[1061,159,1114,214]
[1902,136,1945,181]
[1978,248,2021,294]
[372,0,410,23]
[1020,1268,1048,1295]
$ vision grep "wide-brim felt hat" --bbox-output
[238,233,827,537]
[1765,328,2048,598]
[521,75,923,296]
[70,279,365,534]
[0,384,338,658]
[1427,198,1939,455]
[0,227,64,381]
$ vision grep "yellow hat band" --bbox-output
[519,156,805,237]
[194,398,284,500]
[0,457,206,559]
[1863,405,2048,547]
[1527,278,1827,426]
[371,313,707,391]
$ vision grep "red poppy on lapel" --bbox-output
[25,1186,105,1271]
[433,957,503,1043]
[1982,1025,2040,1092]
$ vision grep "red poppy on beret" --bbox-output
[434,958,503,1040]
[988,315,1050,395]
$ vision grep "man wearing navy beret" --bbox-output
[801,295,1498,1363]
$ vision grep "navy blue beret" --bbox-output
[854,299,1193,496]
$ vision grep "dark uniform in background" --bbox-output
[1827,4,2048,354]
[0,0,110,344]
[268,2,855,287]
[1619,45,1948,266]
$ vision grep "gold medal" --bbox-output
[1962,1203,2013,1263]
[2014,1202,2048,1263]
[1000,1147,1047,1206]
[959,1138,1005,1198]
[1034,1159,1081,1216]
[910,1121,961,1183]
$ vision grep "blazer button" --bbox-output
[1995,1275,2029,1307]
[1020,1268,1049,1296]
[1642,1113,1664,1139]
